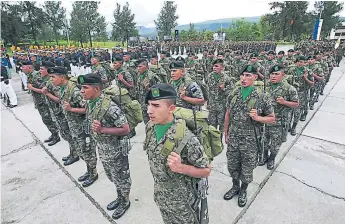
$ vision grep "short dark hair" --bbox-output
[165,98,176,106]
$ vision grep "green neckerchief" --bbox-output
[140,70,148,81]
[213,72,221,82]
[155,120,174,143]
[277,58,283,63]
[173,78,183,87]
[42,75,50,82]
[241,86,254,101]
[60,85,66,98]
[115,68,123,75]
[270,82,281,90]
[296,66,304,77]
[88,96,100,111]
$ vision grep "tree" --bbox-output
[93,16,108,42]
[314,1,344,38]
[44,1,66,45]
[187,23,198,40]
[69,1,104,47]
[19,1,46,44]
[154,1,179,38]
[224,20,261,41]
[111,2,138,45]
[1,2,25,46]
[203,30,214,41]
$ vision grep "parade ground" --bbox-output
[1,51,345,224]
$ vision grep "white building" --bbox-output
[329,22,345,40]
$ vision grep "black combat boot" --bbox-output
[290,122,298,136]
[310,104,314,110]
[48,134,60,146]
[300,112,307,121]
[107,190,122,211]
[44,134,55,143]
[63,156,79,166]
[267,153,277,170]
[238,183,248,207]
[82,167,98,187]
[223,179,240,200]
[258,149,268,166]
[112,196,131,219]
[78,165,90,182]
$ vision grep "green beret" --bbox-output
[241,64,258,75]
[48,66,68,75]
[268,50,275,55]
[295,56,307,62]
[250,53,259,58]
[41,61,56,68]
[169,61,184,69]
[113,55,123,62]
[145,83,177,104]
[307,55,316,60]
[213,59,224,65]
[278,51,285,55]
[217,52,225,56]
[77,73,102,85]
[269,64,285,74]
[22,60,33,66]
[175,56,185,64]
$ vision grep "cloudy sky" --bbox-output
[52,0,345,30]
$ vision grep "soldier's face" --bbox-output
[124,55,130,61]
[296,61,304,67]
[151,58,158,65]
[268,54,274,60]
[138,64,148,73]
[213,64,223,73]
[81,85,99,100]
[22,65,33,74]
[51,74,64,86]
[270,71,284,83]
[250,57,258,63]
[170,69,184,80]
[278,54,284,59]
[288,52,294,57]
[147,100,176,124]
[113,61,122,70]
[160,54,165,59]
[91,58,98,65]
[240,73,257,87]
[40,67,49,76]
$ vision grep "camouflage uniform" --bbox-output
[144,119,209,224]
[265,81,299,162]
[170,76,204,110]
[111,68,135,98]
[207,71,234,134]
[92,64,108,88]
[308,62,324,108]
[136,70,161,124]
[60,81,97,168]
[28,71,59,136]
[87,94,132,200]
[149,63,168,83]
[226,87,273,183]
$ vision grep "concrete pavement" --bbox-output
[1,56,345,224]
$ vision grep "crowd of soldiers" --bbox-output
[3,39,344,223]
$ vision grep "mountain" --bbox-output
[137,16,261,37]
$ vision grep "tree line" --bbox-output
[1,1,344,47]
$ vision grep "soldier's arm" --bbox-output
[284,86,299,108]
[119,71,134,88]
[183,83,205,105]
[304,70,315,86]
[99,104,130,136]
[254,93,275,124]
[68,90,86,114]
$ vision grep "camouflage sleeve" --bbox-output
[259,93,274,116]
[288,85,299,102]
[107,102,128,127]
[316,66,324,76]
[99,67,108,80]
[184,131,209,168]
[307,69,314,82]
[72,88,86,108]
[188,82,203,99]
[124,71,133,82]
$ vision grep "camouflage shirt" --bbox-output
[28,71,46,105]
[207,71,234,110]
[286,66,314,92]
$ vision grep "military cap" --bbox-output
[144,83,177,104]
[295,56,307,62]
[269,64,285,74]
[136,58,148,66]
[175,56,185,63]
[161,50,167,55]
[113,55,123,62]
[250,53,259,58]
[48,66,68,75]
[21,60,33,66]
[188,52,195,56]
[287,49,295,53]
[278,51,285,55]
[29,53,37,56]
[267,50,275,55]
[41,61,56,68]
[123,52,130,56]
[169,60,184,69]
[213,58,224,65]
[151,53,158,58]
[241,64,258,75]
[217,52,225,56]
[77,73,102,85]
[307,55,316,60]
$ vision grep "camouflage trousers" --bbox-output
[36,103,59,135]
[208,108,225,133]
[309,80,324,107]
[293,91,309,123]
[154,183,199,224]
[69,122,97,168]
[227,133,257,184]
[53,111,72,142]
[96,140,132,198]
[263,126,283,156]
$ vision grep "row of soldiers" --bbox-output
[16,39,342,223]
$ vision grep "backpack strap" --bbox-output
[174,131,194,155]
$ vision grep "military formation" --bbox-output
[5,39,343,223]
